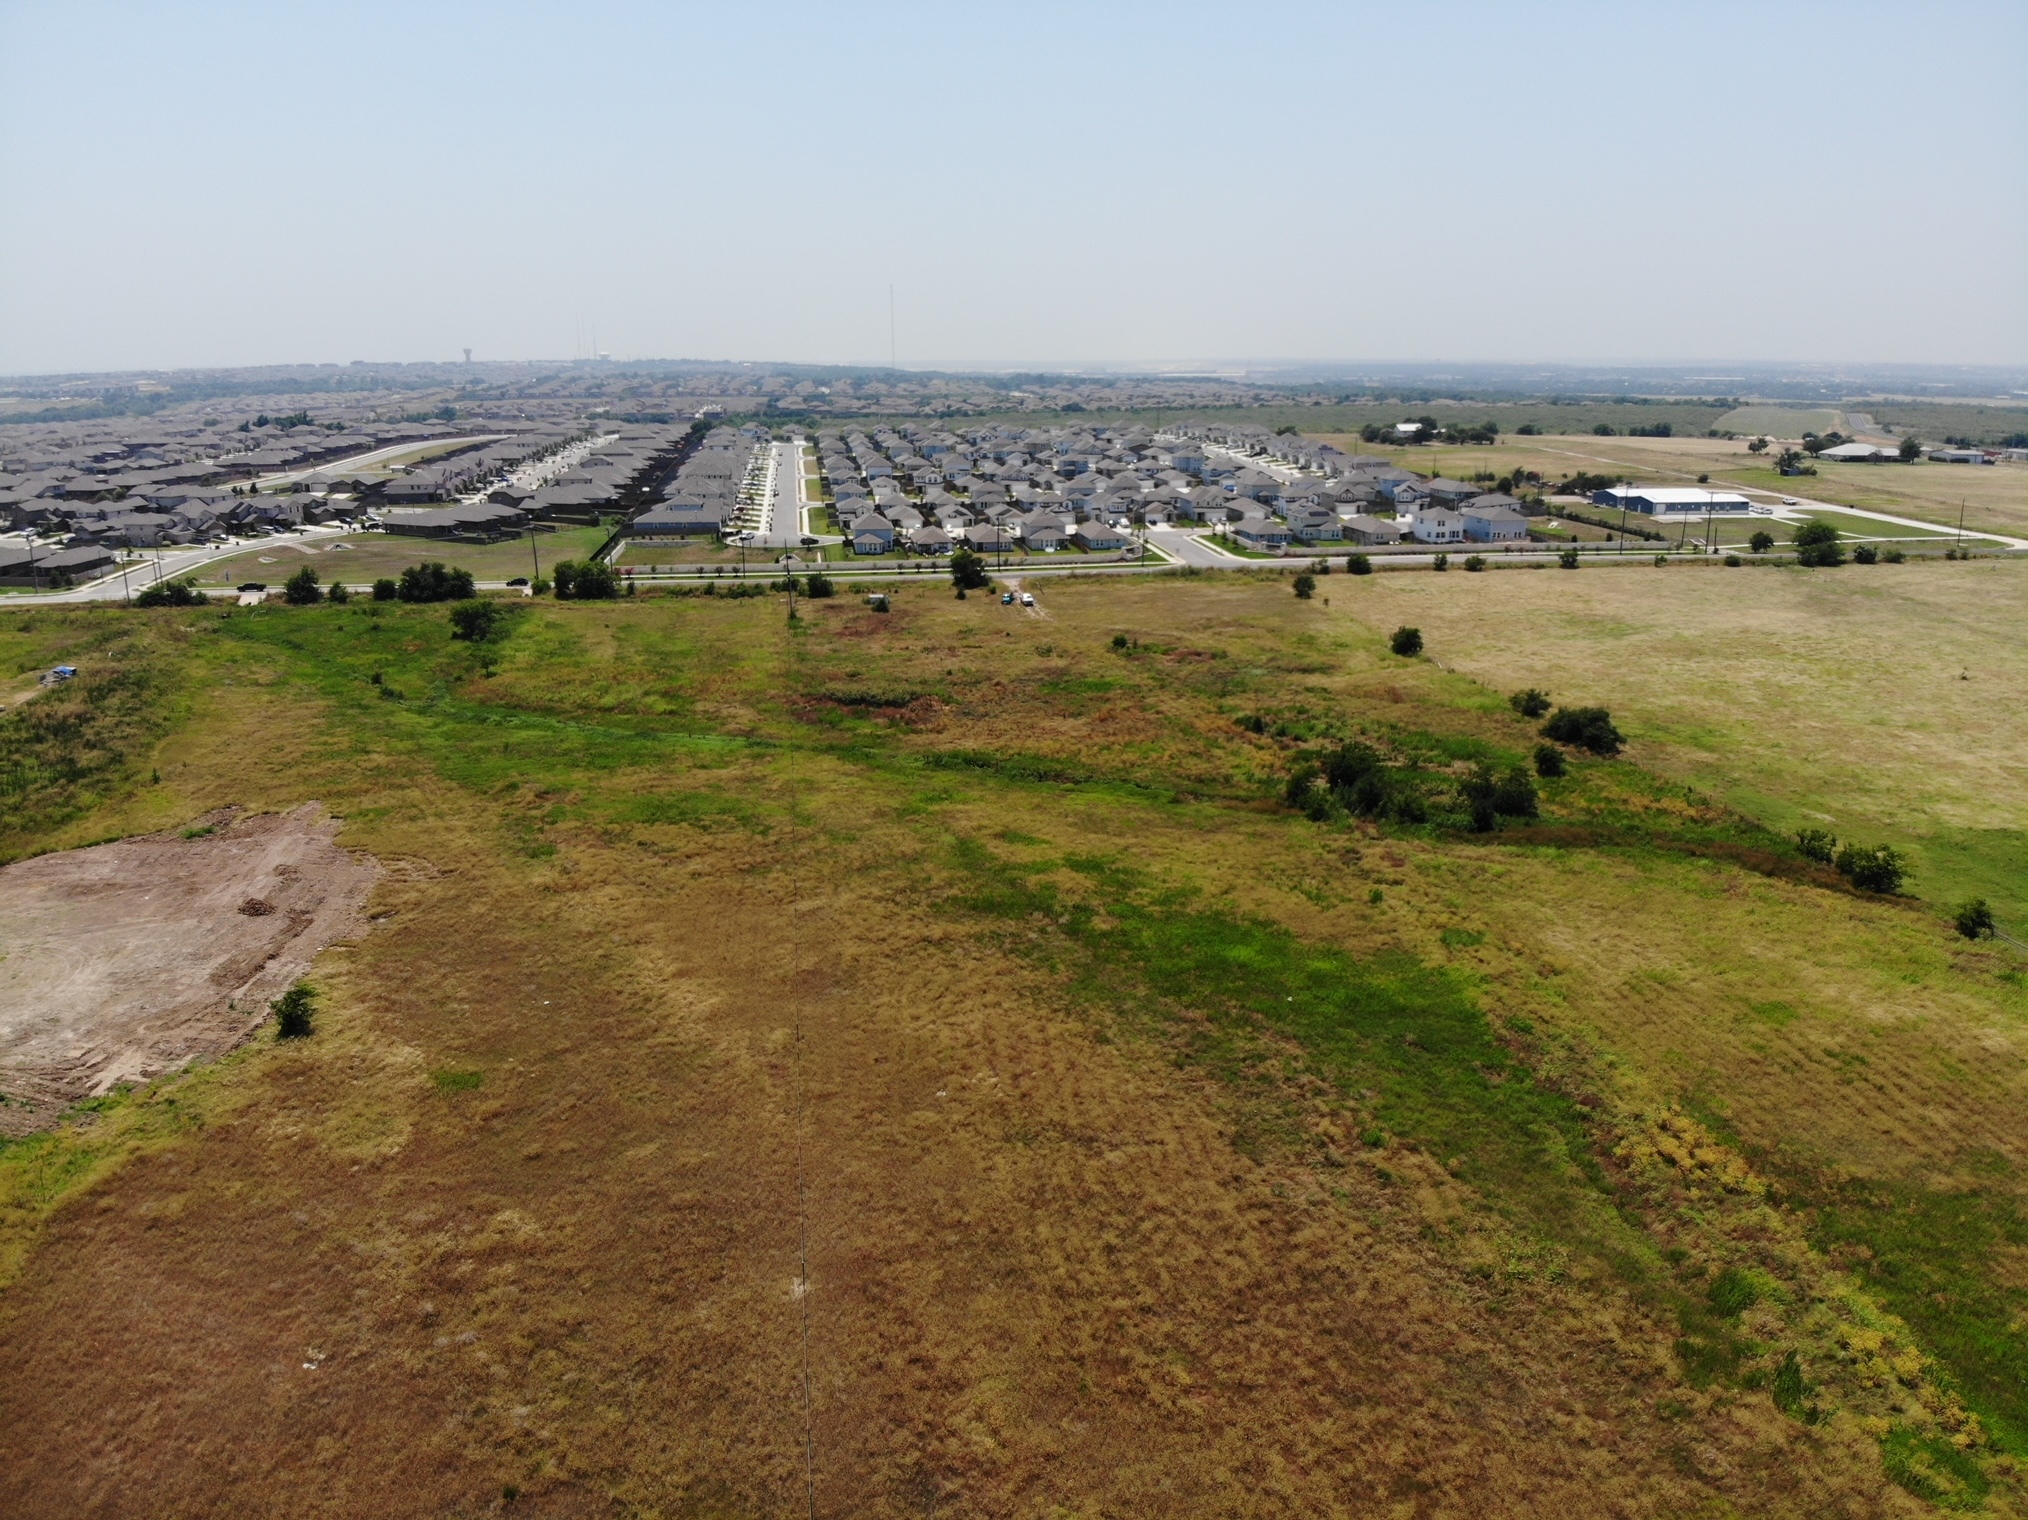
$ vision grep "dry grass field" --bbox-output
[1315,432,2028,541]
[0,564,2022,1516]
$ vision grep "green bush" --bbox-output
[1508,688,1551,718]
[1795,827,1837,864]
[805,571,835,598]
[1463,554,1487,571]
[1431,552,1448,572]
[1492,766,1539,818]
[282,565,322,605]
[1292,573,1316,600]
[1835,841,1906,894]
[1749,530,1775,553]
[1852,543,1878,564]
[553,560,617,599]
[448,599,504,642]
[326,580,350,604]
[396,562,476,602]
[1953,899,1995,940]
[1793,521,1844,568]
[1346,553,1373,575]
[272,983,316,1041]
[1389,626,1422,657]
[1558,547,1580,569]
[372,578,398,601]
[1532,744,1566,778]
[949,548,992,592]
[1881,547,1905,563]
[1541,706,1623,756]
[1724,554,1742,567]
[134,577,207,608]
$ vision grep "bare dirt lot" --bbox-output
[0,805,377,1133]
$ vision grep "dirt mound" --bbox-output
[0,806,378,1134]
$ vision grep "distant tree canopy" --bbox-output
[449,599,504,641]
[1899,436,1923,461]
[397,562,477,602]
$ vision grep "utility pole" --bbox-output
[1956,498,1966,555]
[529,526,541,587]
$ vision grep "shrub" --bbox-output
[1492,765,1539,818]
[1654,553,1668,567]
[949,548,992,592]
[1749,530,1775,553]
[1558,547,1581,569]
[449,599,504,642]
[804,571,835,598]
[326,580,349,603]
[1881,547,1905,563]
[134,577,208,608]
[272,983,316,1040]
[1509,688,1552,718]
[1541,706,1623,756]
[1724,554,1742,566]
[1292,573,1316,600]
[553,559,618,599]
[372,578,398,601]
[1835,841,1906,894]
[1795,827,1837,864]
[1346,553,1373,575]
[1431,552,1448,572]
[396,561,477,602]
[1389,625,1423,657]
[1793,521,1844,568]
[1463,554,1487,572]
[1954,898,1995,940]
[1852,543,1878,564]
[1532,743,1566,778]
[282,565,322,605]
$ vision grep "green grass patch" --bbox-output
[430,1069,484,1094]
[1880,1426,1992,1511]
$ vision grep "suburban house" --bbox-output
[1406,504,1465,544]
[1284,505,1343,542]
[1460,496,1529,543]
[850,513,895,554]
[1072,522,1130,551]
[909,524,954,555]
[1341,513,1403,546]
[1233,515,1291,550]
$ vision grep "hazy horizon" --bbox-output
[3,0,2023,376]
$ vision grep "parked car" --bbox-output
[237,582,267,592]
[1780,497,1797,506]
[1001,591,1014,604]
[506,577,528,587]
[1020,592,1035,607]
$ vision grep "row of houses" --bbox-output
[628,425,771,538]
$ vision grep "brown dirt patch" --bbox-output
[0,805,377,1133]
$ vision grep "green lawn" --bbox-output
[190,527,611,587]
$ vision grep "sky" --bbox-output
[1,0,2023,375]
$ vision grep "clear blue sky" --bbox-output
[1,0,2022,374]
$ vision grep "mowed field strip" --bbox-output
[0,560,2022,1516]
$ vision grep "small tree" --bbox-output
[1795,827,1837,864]
[1533,743,1566,778]
[327,580,350,604]
[1793,521,1843,568]
[1749,530,1775,553]
[1292,573,1316,599]
[282,565,322,605]
[135,577,208,608]
[449,599,504,641]
[1852,543,1878,564]
[1835,841,1906,894]
[553,560,618,599]
[1954,899,1996,940]
[1558,547,1581,569]
[1389,625,1423,657]
[273,983,316,1040]
[1346,553,1373,576]
[1541,706,1623,756]
[949,548,992,593]
[1463,554,1487,571]
[1748,436,1770,454]
[1492,765,1539,818]
[1432,552,1448,572]
[805,571,835,598]
[1509,688,1552,718]
[1898,436,1922,462]
[372,578,398,601]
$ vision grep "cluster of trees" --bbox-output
[1795,827,1907,894]
[374,562,477,602]
[1793,521,1843,567]
[135,577,208,607]
[1357,417,1500,446]
[552,560,619,599]
[1540,705,1623,755]
[949,548,992,595]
